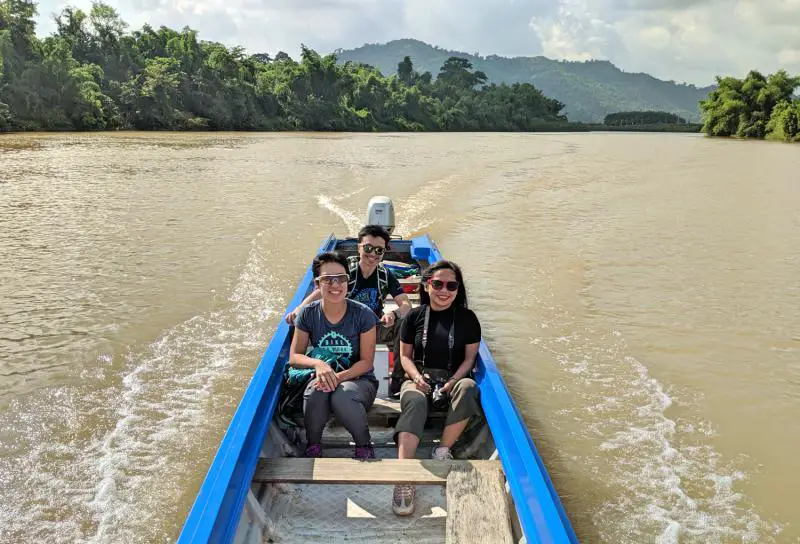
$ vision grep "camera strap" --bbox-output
[420,305,455,373]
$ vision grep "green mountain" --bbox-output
[333,39,714,123]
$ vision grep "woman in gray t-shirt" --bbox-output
[289,251,379,459]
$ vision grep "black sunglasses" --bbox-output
[360,243,386,256]
[428,279,459,292]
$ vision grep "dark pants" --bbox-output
[303,376,378,446]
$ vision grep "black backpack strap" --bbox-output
[377,263,388,299]
[346,256,359,294]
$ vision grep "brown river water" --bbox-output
[1,131,798,543]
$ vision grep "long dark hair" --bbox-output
[419,260,468,309]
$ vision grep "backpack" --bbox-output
[276,346,350,429]
[347,256,389,300]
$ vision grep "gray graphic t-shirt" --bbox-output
[294,299,379,379]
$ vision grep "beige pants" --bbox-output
[394,377,481,439]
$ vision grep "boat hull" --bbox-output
[177,234,577,544]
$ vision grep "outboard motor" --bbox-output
[366,196,395,235]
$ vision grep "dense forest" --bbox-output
[598,111,701,132]
[335,39,714,123]
[700,70,800,142]
[604,111,687,126]
[0,1,574,132]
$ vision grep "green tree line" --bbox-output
[335,39,713,124]
[604,111,687,126]
[0,0,572,132]
[700,69,800,142]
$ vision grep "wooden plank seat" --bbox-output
[321,427,442,449]
[253,458,503,486]
[287,396,449,428]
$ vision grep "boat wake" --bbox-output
[84,232,284,543]
[0,231,287,544]
[392,175,457,236]
[531,324,785,543]
[316,194,364,236]
[315,175,457,238]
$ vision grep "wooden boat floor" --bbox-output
[256,415,507,544]
[259,482,448,543]
[258,420,451,543]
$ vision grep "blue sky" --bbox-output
[32,0,800,86]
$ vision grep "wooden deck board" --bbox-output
[445,462,514,543]
[253,458,502,486]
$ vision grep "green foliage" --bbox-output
[0,100,10,129]
[765,100,800,142]
[700,70,800,142]
[604,111,687,126]
[0,3,575,132]
[397,55,414,86]
[334,39,714,123]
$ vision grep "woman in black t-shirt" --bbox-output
[391,260,483,517]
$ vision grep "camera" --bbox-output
[426,374,450,410]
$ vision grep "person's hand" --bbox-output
[413,373,431,394]
[315,361,338,392]
[380,310,396,328]
[441,378,456,395]
[284,307,300,325]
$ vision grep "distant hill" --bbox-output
[333,39,714,123]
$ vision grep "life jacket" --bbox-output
[347,255,389,300]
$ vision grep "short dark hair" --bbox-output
[358,224,391,248]
[312,250,348,279]
[419,260,469,309]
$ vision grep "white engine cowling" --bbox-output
[366,196,395,235]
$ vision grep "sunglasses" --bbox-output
[316,274,349,286]
[360,243,386,256]
[428,279,459,292]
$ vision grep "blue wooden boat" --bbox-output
[177,198,578,544]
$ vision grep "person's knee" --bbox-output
[304,382,330,405]
[401,389,427,410]
[330,384,359,410]
[453,378,477,398]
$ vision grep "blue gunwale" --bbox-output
[178,233,578,544]
[177,234,337,544]
[409,235,578,544]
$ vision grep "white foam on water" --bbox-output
[531,325,785,543]
[77,233,285,543]
[316,194,364,236]
[0,387,102,543]
[315,176,456,239]
[393,175,457,236]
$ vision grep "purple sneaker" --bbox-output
[305,443,323,458]
[353,444,375,460]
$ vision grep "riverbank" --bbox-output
[587,123,703,133]
[2,123,708,135]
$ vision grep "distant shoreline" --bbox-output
[586,123,703,133]
[0,124,705,135]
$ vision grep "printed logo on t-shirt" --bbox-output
[316,330,354,363]
[351,288,379,313]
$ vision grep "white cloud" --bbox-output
[31,0,800,86]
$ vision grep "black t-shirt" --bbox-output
[399,305,482,371]
[348,263,403,317]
